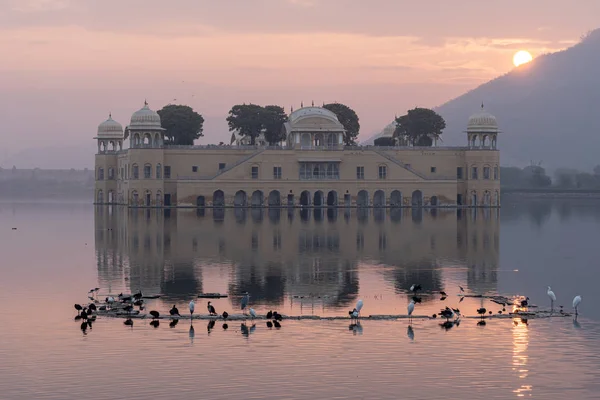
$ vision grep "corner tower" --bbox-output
[94,114,123,204]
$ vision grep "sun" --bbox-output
[513,50,533,67]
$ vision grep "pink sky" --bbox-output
[0,0,598,167]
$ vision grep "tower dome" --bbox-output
[467,104,498,133]
[97,114,123,137]
[129,101,162,129]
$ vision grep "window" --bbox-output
[471,166,478,180]
[430,166,436,173]
[132,164,139,179]
[97,168,104,181]
[300,162,339,180]
[251,166,259,179]
[219,163,226,170]
[273,166,282,180]
[378,165,387,179]
[457,167,463,179]
[156,164,162,179]
[192,166,198,173]
[483,166,490,180]
[356,166,364,180]
[164,166,171,179]
[144,164,151,179]
[108,167,114,180]
[494,167,498,180]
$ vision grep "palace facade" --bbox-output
[94,103,500,208]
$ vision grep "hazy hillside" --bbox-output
[436,29,600,171]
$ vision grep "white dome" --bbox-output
[97,115,123,137]
[129,102,162,129]
[289,106,339,123]
[467,105,498,133]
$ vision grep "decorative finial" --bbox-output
[481,102,484,110]
[109,112,112,119]
[311,100,314,106]
[301,101,304,108]
[144,99,148,106]
[322,101,325,107]
[291,105,294,112]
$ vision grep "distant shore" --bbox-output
[502,188,600,198]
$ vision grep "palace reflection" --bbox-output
[94,206,500,308]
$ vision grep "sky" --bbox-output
[0,0,598,168]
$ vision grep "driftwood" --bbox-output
[197,293,228,299]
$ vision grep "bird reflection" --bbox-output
[348,322,363,335]
[477,320,487,327]
[80,321,88,334]
[241,323,249,337]
[189,323,195,343]
[124,318,133,327]
[222,323,228,330]
[207,319,216,334]
[407,325,414,341]
[150,320,160,328]
[169,319,179,328]
[266,321,273,328]
[573,318,581,329]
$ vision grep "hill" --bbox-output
[435,29,600,172]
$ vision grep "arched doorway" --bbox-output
[196,196,206,207]
[155,191,162,206]
[411,190,423,207]
[251,190,264,207]
[108,190,114,204]
[234,190,247,207]
[494,191,499,207]
[313,190,324,207]
[268,190,281,206]
[131,190,139,205]
[471,191,478,206]
[213,190,225,207]
[483,191,491,207]
[145,190,152,206]
[97,190,103,204]
[390,190,402,207]
[287,193,294,206]
[373,190,385,207]
[344,193,351,207]
[300,190,311,206]
[357,190,369,207]
[326,190,338,206]
[430,196,438,207]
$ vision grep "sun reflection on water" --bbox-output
[512,318,532,397]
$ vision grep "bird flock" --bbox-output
[74,285,583,335]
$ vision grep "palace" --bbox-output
[94,103,500,207]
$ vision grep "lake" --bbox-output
[1,197,599,399]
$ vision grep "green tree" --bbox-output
[227,104,264,145]
[393,107,446,146]
[262,105,288,145]
[157,104,204,145]
[323,103,360,145]
[373,137,395,146]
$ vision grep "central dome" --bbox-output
[467,105,498,133]
[97,115,123,137]
[129,102,162,129]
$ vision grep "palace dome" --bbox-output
[289,106,339,123]
[467,105,498,133]
[97,115,123,137]
[129,102,162,129]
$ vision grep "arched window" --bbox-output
[156,163,162,179]
[144,163,152,179]
[132,164,139,179]
[108,167,114,180]
[97,167,104,181]
[97,190,103,203]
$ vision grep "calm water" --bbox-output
[1,198,600,399]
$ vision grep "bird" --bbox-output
[273,320,281,329]
[118,293,132,302]
[207,301,217,316]
[266,321,273,328]
[266,310,273,319]
[439,291,447,296]
[355,299,364,316]
[133,291,143,300]
[124,319,133,326]
[241,292,249,314]
[80,309,88,320]
[459,286,465,293]
[170,305,180,317]
[207,320,216,333]
[74,304,83,314]
[222,311,229,320]
[272,311,283,321]
[410,284,422,293]
[477,307,487,318]
[189,300,195,318]
[412,296,422,304]
[452,308,461,317]
[520,297,529,307]
[547,286,557,311]
[407,300,415,322]
[149,310,159,320]
[573,295,582,315]
[88,303,97,312]
[105,296,115,309]
[438,307,454,321]
[249,308,257,320]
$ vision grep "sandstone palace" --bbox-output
[94,103,500,208]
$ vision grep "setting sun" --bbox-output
[513,50,533,67]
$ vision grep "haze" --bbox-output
[0,0,598,168]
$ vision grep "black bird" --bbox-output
[222,311,229,320]
[124,319,133,326]
[222,323,229,330]
[459,286,465,293]
[273,320,281,329]
[149,310,160,320]
[74,304,83,314]
[459,296,465,303]
[440,320,454,331]
[88,303,97,312]
[133,291,143,300]
[170,305,180,317]
[80,309,88,320]
[74,315,82,321]
[272,311,283,321]
[520,297,529,307]
[440,296,447,301]
[452,308,461,316]
[207,302,217,316]
[477,308,487,318]
[438,307,454,321]
[439,291,448,296]
[80,321,88,332]
[266,321,273,328]
[150,320,160,328]
[86,308,93,316]
[412,296,422,304]
[266,311,273,319]
[169,319,179,328]
[431,314,437,319]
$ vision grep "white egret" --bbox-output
[355,299,364,317]
[547,286,556,310]
[407,300,415,322]
[573,295,582,315]
[189,299,195,318]
[249,308,257,320]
